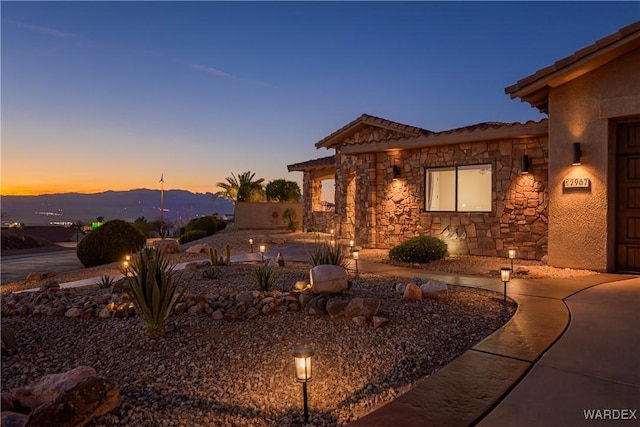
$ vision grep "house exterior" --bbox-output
[288,21,640,272]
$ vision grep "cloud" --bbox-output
[186,62,235,79]
[4,20,77,39]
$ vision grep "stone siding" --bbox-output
[334,137,549,260]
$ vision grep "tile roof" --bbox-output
[315,113,431,149]
[287,155,335,172]
[506,21,640,113]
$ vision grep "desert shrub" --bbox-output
[389,236,448,263]
[252,264,277,291]
[96,275,116,289]
[76,219,146,268]
[179,230,207,244]
[186,215,226,236]
[308,242,347,267]
[202,267,218,280]
[125,246,190,338]
[306,226,318,233]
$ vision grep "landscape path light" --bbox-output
[352,249,359,276]
[259,244,266,262]
[501,267,511,303]
[508,249,517,272]
[292,347,314,425]
[249,238,254,253]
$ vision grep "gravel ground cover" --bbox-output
[2,262,515,426]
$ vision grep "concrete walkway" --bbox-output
[348,260,639,427]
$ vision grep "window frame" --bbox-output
[424,163,493,213]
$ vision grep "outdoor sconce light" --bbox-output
[572,142,582,165]
[259,244,266,262]
[508,249,517,271]
[501,267,511,303]
[293,347,314,424]
[521,155,530,174]
[352,249,359,275]
[392,158,401,180]
[249,238,254,253]
[349,240,354,248]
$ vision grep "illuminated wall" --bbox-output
[548,48,640,270]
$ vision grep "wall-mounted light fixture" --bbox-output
[521,155,530,174]
[572,142,582,165]
[392,159,401,180]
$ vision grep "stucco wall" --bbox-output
[548,48,640,270]
[334,136,549,260]
[234,202,303,230]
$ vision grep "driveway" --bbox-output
[1,250,83,284]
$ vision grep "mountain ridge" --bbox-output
[1,189,234,226]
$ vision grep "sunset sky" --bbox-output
[2,2,638,196]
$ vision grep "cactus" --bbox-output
[225,243,231,265]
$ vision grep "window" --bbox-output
[425,164,492,212]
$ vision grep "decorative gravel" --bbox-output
[1,263,515,426]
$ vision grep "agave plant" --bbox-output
[308,242,347,267]
[252,264,278,291]
[95,274,116,289]
[124,246,190,338]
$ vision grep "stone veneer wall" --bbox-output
[335,136,549,260]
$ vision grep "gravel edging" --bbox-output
[1,264,515,426]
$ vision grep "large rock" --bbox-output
[1,412,28,427]
[25,272,43,284]
[186,244,209,254]
[153,239,180,254]
[9,366,119,427]
[344,298,381,321]
[235,291,255,308]
[326,299,349,319]
[420,280,448,298]
[310,265,348,294]
[403,283,422,301]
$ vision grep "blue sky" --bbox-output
[2,1,638,195]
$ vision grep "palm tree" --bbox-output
[215,171,265,204]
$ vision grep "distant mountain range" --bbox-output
[1,189,234,226]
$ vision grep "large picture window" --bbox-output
[425,164,492,212]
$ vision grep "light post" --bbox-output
[508,248,517,272]
[501,267,511,303]
[259,245,266,262]
[249,238,254,253]
[159,173,165,239]
[293,347,314,425]
[352,249,359,276]
[122,255,131,277]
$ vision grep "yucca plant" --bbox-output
[124,246,190,338]
[252,264,277,291]
[308,242,347,267]
[95,274,116,289]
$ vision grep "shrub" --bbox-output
[76,219,146,268]
[185,215,226,236]
[252,264,277,291]
[308,242,347,267]
[125,246,190,338]
[179,230,207,244]
[388,236,448,263]
[96,275,116,289]
[306,226,318,233]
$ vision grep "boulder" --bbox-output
[153,239,180,254]
[310,265,348,294]
[9,366,119,426]
[64,307,83,318]
[394,282,406,295]
[352,315,367,327]
[403,283,422,301]
[276,253,285,267]
[420,280,448,299]
[326,299,348,319]
[298,293,313,311]
[186,244,209,254]
[372,316,390,329]
[344,298,380,321]
[236,291,255,308]
[1,412,28,427]
[25,272,43,284]
[40,281,60,292]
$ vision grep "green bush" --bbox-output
[252,264,277,291]
[179,230,208,244]
[185,215,226,236]
[389,236,448,263]
[308,242,347,267]
[76,219,146,268]
[125,246,190,338]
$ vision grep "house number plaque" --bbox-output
[563,177,591,190]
